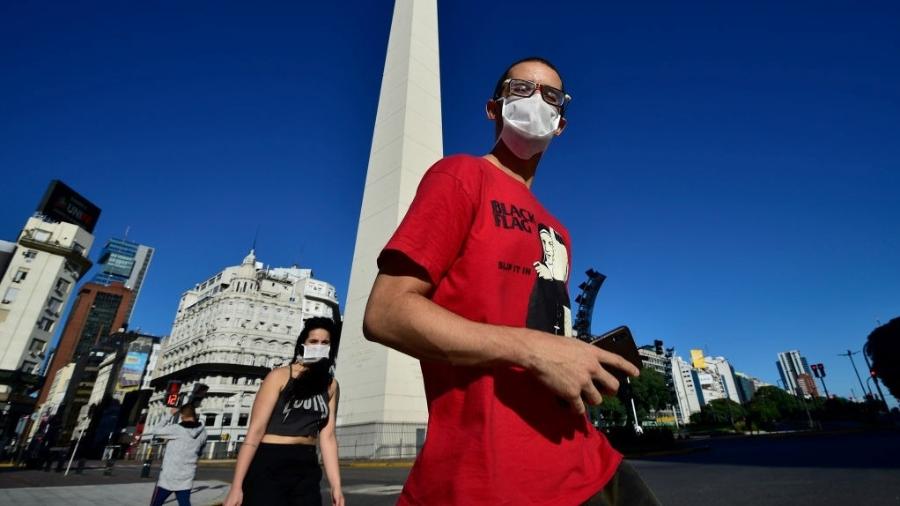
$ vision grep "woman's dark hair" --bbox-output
[283,316,340,402]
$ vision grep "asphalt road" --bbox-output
[2,429,898,505]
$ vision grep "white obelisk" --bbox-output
[335,0,442,458]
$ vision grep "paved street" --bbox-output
[1,430,897,505]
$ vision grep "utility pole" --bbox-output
[839,350,870,398]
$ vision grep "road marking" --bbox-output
[342,484,404,495]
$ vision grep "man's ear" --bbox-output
[555,116,567,136]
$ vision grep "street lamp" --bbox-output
[839,350,871,398]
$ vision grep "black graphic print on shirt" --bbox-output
[526,224,572,336]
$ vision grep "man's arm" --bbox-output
[154,407,180,438]
[363,254,640,415]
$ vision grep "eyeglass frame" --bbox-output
[496,78,572,111]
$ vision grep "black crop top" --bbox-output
[265,379,330,437]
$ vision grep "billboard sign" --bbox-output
[36,180,101,233]
[116,351,149,391]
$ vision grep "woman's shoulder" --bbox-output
[264,365,296,387]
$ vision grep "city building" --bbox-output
[777,350,814,397]
[796,373,819,398]
[141,250,338,448]
[0,180,100,441]
[670,355,702,425]
[92,237,154,322]
[734,371,759,403]
[705,356,741,404]
[637,340,668,375]
[336,0,443,459]
[35,282,134,408]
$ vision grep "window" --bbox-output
[3,287,19,304]
[47,297,63,313]
[21,361,37,373]
[28,339,46,354]
[72,242,85,255]
[23,250,37,262]
[55,278,70,294]
[204,414,217,426]
[238,414,248,427]
[36,317,54,331]
[222,413,233,426]
[32,229,51,242]
[12,270,27,283]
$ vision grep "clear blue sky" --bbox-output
[2,1,898,404]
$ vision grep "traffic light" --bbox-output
[165,381,182,407]
[870,368,877,378]
[817,363,826,377]
[810,364,820,378]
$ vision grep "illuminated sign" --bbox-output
[36,180,101,233]
[165,381,182,407]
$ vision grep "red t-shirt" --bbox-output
[380,155,622,505]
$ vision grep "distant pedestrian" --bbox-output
[151,404,208,506]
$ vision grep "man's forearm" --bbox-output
[364,283,541,370]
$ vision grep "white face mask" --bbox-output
[297,344,330,364]
[498,94,561,159]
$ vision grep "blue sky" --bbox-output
[2,1,898,404]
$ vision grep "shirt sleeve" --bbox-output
[378,157,480,285]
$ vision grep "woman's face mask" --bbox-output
[297,344,331,364]
[498,94,562,159]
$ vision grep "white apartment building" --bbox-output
[141,250,338,445]
[670,356,702,425]
[705,356,741,404]
[0,215,94,398]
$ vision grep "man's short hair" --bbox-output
[179,404,197,419]
[492,56,566,102]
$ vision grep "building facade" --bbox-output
[777,350,813,397]
[36,282,134,407]
[0,217,94,382]
[670,356,702,425]
[141,250,337,447]
[93,237,154,322]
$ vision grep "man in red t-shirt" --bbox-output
[364,57,660,505]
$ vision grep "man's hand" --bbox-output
[523,330,640,415]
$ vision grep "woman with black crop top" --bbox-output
[223,317,344,506]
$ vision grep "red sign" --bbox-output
[165,381,182,407]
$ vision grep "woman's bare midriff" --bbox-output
[260,434,318,445]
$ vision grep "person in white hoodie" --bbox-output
[150,403,208,506]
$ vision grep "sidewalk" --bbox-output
[0,480,230,506]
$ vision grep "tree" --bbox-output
[589,396,628,427]
[628,368,670,420]
[694,399,746,427]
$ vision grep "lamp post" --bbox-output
[839,350,870,397]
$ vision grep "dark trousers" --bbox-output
[150,486,191,506]
[243,442,322,506]
[583,461,661,506]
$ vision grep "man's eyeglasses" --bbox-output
[499,78,571,108]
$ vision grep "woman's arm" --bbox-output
[319,379,343,506]
[223,368,285,506]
